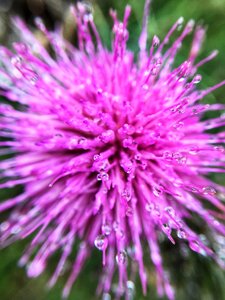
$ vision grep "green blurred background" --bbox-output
[0,0,225,299]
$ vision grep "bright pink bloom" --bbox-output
[0,1,225,299]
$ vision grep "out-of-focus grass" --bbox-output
[0,0,225,299]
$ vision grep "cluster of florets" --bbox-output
[0,1,225,299]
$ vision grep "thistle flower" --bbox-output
[0,1,225,299]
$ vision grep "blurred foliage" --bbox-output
[0,0,225,300]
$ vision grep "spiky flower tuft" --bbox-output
[0,1,225,299]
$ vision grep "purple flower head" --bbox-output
[0,1,225,299]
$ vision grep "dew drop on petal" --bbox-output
[78,137,87,145]
[152,35,160,47]
[126,206,133,217]
[145,202,155,212]
[134,153,141,160]
[173,121,184,130]
[113,221,119,232]
[152,205,161,218]
[190,186,199,193]
[94,234,108,251]
[122,189,131,201]
[156,57,162,66]
[11,225,21,235]
[102,223,112,236]
[0,221,10,232]
[93,154,100,161]
[189,146,199,155]
[116,250,127,265]
[101,172,109,182]
[202,186,216,196]
[102,293,111,300]
[164,206,175,217]
[214,146,224,153]
[118,229,125,240]
[97,173,102,181]
[193,74,202,84]
[11,56,22,67]
[152,186,163,197]
[177,16,184,31]
[177,229,187,239]
[151,66,158,76]
[163,151,173,161]
[29,74,39,85]
[162,223,172,235]
[126,281,135,300]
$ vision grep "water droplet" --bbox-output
[173,152,187,165]
[113,221,119,232]
[96,173,102,181]
[187,19,195,30]
[0,221,9,232]
[78,137,87,145]
[173,121,184,130]
[102,223,112,236]
[199,234,208,246]
[145,202,155,212]
[126,206,133,217]
[152,205,161,218]
[101,172,109,182]
[11,56,22,67]
[193,74,202,84]
[172,152,181,159]
[214,146,224,153]
[155,57,162,66]
[177,156,187,165]
[116,250,127,265]
[152,35,160,47]
[30,74,39,85]
[189,146,199,155]
[99,130,115,144]
[134,153,141,160]
[82,4,94,22]
[118,229,125,239]
[122,189,131,201]
[217,236,225,247]
[102,293,111,300]
[163,151,173,161]
[177,229,187,239]
[11,225,21,235]
[94,234,108,251]
[123,137,133,148]
[151,66,158,76]
[177,16,184,25]
[190,186,199,193]
[120,159,133,174]
[127,281,135,300]
[153,185,163,197]
[177,16,184,31]
[202,186,216,196]
[162,223,171,235]
[93,154,100,161]
[98,159,110,172]
[164,206,175,217]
